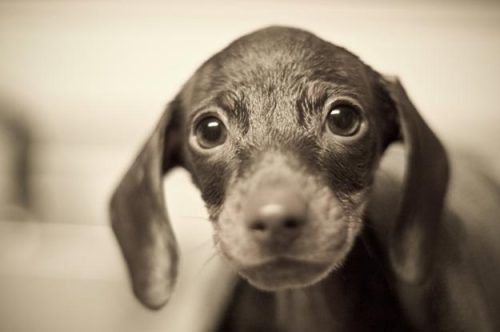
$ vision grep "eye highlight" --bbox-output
[194,115,227,149]
[326,104,362,137]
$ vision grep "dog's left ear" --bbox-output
[109,98,183,309]
[374,76,450,284]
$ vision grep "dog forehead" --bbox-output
[184,27,369,104]
[217,27,365,84]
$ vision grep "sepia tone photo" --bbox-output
[1,1,499,331]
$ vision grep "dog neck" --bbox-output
[273,237,409,332]
[217,235,409,332]
[275,277,351,331]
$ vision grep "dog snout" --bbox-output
[244,188,307,246]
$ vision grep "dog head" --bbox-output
[110,26,448,309]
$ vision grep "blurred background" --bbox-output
[0,0,499,331]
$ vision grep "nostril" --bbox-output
[249,220,267,232]
[244,192,308,239]
[248,216,303,233]
[283,217,301,229]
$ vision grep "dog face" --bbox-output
[181,28,397,290]
[110,26,447,309]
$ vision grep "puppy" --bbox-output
[110,27,500,331]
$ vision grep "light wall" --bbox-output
[1,0,499,225]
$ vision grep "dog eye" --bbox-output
[194,116,227,149]
[326,105,362,136]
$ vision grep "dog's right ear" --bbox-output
[109,97,183,310]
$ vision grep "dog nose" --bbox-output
[245,189,307,245]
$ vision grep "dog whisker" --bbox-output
[196,250,220,276]
[187,238,215,254]
[180,215,211,222]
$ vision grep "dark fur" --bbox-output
[182,28,394,212]
[110,26,500,331]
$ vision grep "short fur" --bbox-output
[110,26,500,331]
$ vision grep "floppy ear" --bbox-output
[377,77,449,284]
[109,98,183,309]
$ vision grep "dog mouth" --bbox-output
[236,257,334,291]
[215,220,356,291]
